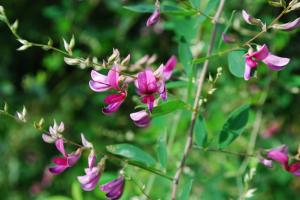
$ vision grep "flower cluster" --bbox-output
[260,145,300,176]
[43,123,125,199]
[243,44,289,80]
[89,52,177,127]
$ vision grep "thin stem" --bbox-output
[193,146,256,157]
[170,0,226,199]
[127,176,153,200]
[0,106,172,181]
[2,13,137,79]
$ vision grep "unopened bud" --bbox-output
[64,57,81,65]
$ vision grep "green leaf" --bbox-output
[156,134,168,169]
[178,41,193,75]
[106,143,156,166]
[227,50,246,78]
[123,4,154,13]
[72,181,82,200]
[178,178,194,200]
[194,116,208,147]
[152,100,188,117]
[218,104,250,149]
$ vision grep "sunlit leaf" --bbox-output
[218,104,250,148]
[152,100,188,117]
[227,50,246,78]
[107,143,156,166]
[194,116,208,147]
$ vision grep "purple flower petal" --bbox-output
[267,145,289,168]
[288,163,300,176]
[89,80,111,92]
[244,63,252,81]
[42,133,56,143]
[221,32,235,43]
[260,158,273,168]
[262,54,290,71]
[55,139,66,157]
[49,165,68,174]
[272,17,300,31]
[88,150,96,169]
[242,10,263,27]
[91,70,108,83]
[67,149,81,166]
[102,93,126,115]
[130,110,151,127]
[107,66,120,90]
[53,157,68,165]
[100,176,125,200]
[163,55,177,80]
[146,8,160,27]
[250,44,269,61]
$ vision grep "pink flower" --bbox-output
[89,66,127,114]
[135,56,176,111]
[103,92,126,115]
[242,10,264,27]
[244,44,290,80]
[266,145,289,169]
[146,8,160,27]
[130,110,151,127]
[288,163,300,176]
[100,176,125,200]
[261,144,300,177]
[42,121,64,143]
[272,17,300,31]
[49,139,81,174]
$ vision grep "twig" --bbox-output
[193,146,256,158]
[170,0,226,199]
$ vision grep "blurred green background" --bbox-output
[0,0,300,199]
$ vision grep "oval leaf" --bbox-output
[156,134,168,169]
[107,143,156,166]
[194,116,208,147]
[218,104,250,148]
[228,50,246,78]
[152,100,188,117]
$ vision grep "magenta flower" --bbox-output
[288,163,300,176]
[272,17,300,31]
[103,92,126,115]
[135,56,176,111]
[266,145,289,169]
[100,176,125,200]
[242,10,264,27]
[49,139,81,174]
[130,110,151,127]
[42,121,64,143]
[89,66,120,92]
[244,44,290,80]
[89,66,127,114]
[261,144,300,177]
[146,8,160,27]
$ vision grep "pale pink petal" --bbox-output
[42,134,56,143]
[107,66,120,90]
[260,158,273,168]
[55,139,66,157]
[146,8,160,27]
[262,54,290,71]
[272,17,300,31]
[242,10,263,27]
[244,63,252,81]
[89,80,111,92]
[163,55,177,80]
[91,70,108,83]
